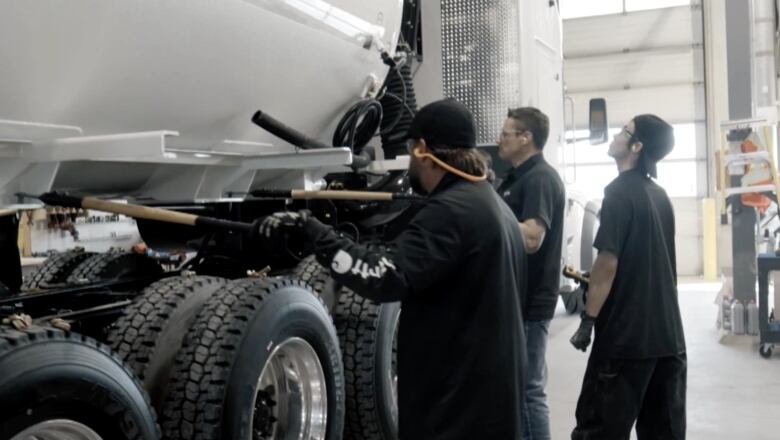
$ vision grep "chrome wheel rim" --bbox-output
[253,337,327,440]
[11,419,103,440]
[390,310,400,422]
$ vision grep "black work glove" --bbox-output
[258,210,332,250]
[257,210,311,249]
[570,312,597,351]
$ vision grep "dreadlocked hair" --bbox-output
[429,146,489,177]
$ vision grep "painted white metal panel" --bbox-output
[526,0,566,171]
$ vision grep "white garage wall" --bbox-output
[562,1,705,276]
[672,198,703,276]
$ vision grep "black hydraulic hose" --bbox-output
[252,110,332,150]
[380,62,417,159]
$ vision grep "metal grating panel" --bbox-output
[441,0,521,144]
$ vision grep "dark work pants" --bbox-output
[571,353,687,440]
[0,214,22,294]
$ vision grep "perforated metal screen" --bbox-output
[441,0,521,144]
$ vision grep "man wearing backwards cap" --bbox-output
[260,98,528,439]
[569,114,687,439]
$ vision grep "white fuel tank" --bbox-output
[0,0,404,203]
[0,0,401,147]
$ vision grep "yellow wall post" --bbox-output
[702,198,718,281]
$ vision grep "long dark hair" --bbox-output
[429,146,489,177]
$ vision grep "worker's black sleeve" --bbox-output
[519,172,557,229]
[306,200,462,303]
[593,189,632,257]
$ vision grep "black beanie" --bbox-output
[633,114,674,178]
[407,99,477,149]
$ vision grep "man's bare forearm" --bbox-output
[584,251,618,317]
[518,219,545,254]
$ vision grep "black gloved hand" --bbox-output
[570,312,597,352]
[258,210,311,249]
[257,210,334,250]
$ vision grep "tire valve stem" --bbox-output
[247,266,272,278]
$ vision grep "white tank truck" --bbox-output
[0,1,605,439]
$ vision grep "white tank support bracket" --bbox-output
[0,119,83,143]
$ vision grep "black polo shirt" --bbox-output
[591,168,686,360]
[497,154,565,321]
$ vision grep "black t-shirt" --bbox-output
[497,154,566,321]
[591,169,686,360]
[312,174,528,439]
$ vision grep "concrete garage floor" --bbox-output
[547,282,780,440]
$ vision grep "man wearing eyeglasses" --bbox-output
[496,107,565,440]
[569,114,686,439]
[259,99,528,439]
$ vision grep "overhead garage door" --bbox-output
[565,5,704,128]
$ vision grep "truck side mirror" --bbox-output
[589,98,608,145]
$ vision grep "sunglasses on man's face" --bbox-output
[621,126,634,139]
[499,130,526,139]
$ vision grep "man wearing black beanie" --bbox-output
[569,114,687,439]
[259,99,528,439]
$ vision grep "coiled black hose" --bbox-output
[332,99,383,155]
[332,56,418,160]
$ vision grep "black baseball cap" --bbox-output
[633,114,674,178]
[407,99,477,149]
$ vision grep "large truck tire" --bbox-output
[67,251,163,285]
[108,275,227,410]
[336,291,400,440]
[294,254,340,312]
[161,277,345,440]
[21,249,95,292]
[0,325,160,440]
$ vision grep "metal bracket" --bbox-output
[241,147,353,170]
[21,130,179,162]
[0,119,82,143]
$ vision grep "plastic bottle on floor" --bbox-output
[719,297,732,331]
[747,300,759,335]
[731,300,745,335]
